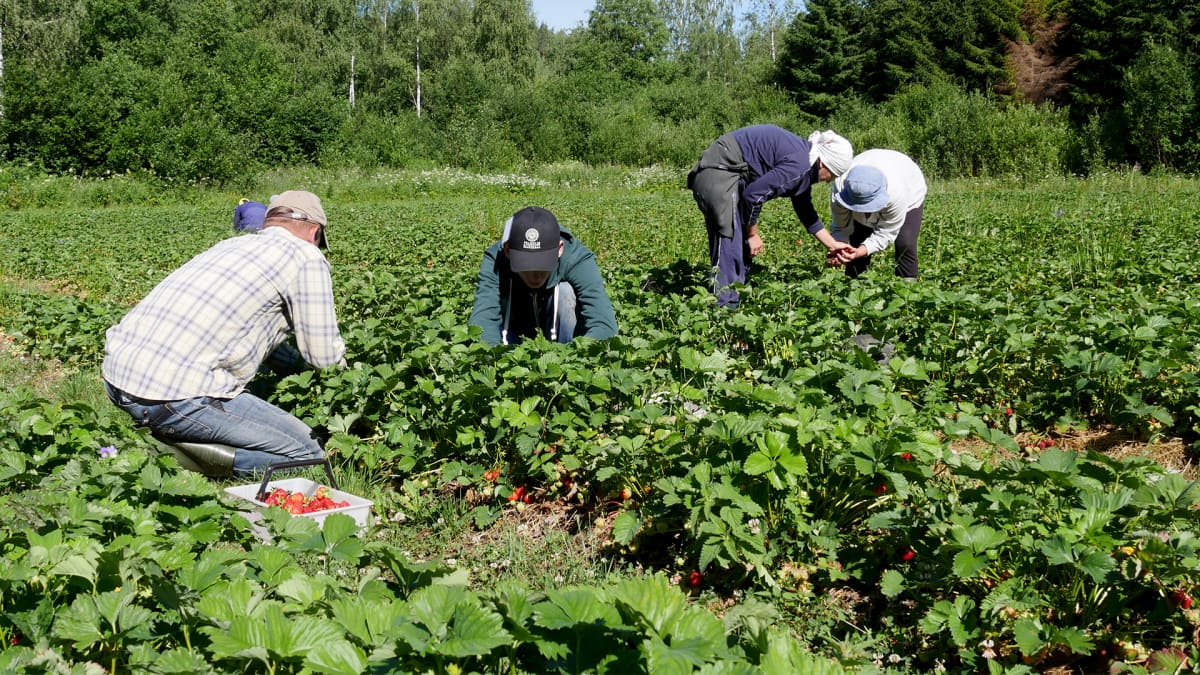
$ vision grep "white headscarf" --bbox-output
[808,130,854,177]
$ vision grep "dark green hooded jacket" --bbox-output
[469,227,618,345]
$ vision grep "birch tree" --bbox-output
[657,0,738,81]
[745,0,798,62]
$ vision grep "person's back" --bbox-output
[730,124,809,184]
[233,199,267,232]
[103,227,342,401]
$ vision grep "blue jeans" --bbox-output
[104,381,324,474]
[552,281,578,343]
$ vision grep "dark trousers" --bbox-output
[845,205,923,279]
[708,212,748,307]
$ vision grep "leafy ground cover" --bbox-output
[1,166,1198,673]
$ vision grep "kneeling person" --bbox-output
[102,190,347,475]
[469,206,618,345]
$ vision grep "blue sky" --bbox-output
[531,0,757,32]
[530,0,594,31]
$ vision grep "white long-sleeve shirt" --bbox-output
[831,149,927,255]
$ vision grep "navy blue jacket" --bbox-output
[731,125,823,234]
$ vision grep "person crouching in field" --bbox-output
[469,206,618,345]
[233,198,267,232]
[688,125,855,307]
[102,190,347,475]
[826,149,927,280]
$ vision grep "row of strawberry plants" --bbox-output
[259,265,1200,670]
[2,382,1196,672]
[9,255,1196,445]
[4,253,1195,667]
[5,284,1196,671]
[4,176,1200,669]
[0,287,126,366]
[0,391,845,674]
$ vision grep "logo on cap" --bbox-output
[523,228,541,250]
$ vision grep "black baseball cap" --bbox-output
[505,206,560,272]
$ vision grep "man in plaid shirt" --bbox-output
[103,190,347,475]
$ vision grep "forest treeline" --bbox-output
[0,0,1196,184]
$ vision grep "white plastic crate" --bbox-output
[225,477,374,532]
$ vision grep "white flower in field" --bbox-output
[411,167,547,190]
[446,558,457,566]
[980,639,996,659]
[748,518,761,535]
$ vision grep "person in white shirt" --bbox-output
[827,149,927,280]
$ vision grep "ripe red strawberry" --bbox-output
[687,571,703,588]
[1169,590,1194,609]
[900,452,913,461]
[900,548,916,562]
[873,483,888,495]
[508,486,527,503]
[265,487,349,514]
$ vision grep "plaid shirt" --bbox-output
[103,227,346,401]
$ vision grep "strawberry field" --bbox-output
[1,167,1199,674]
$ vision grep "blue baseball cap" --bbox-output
[835,166,890,212]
